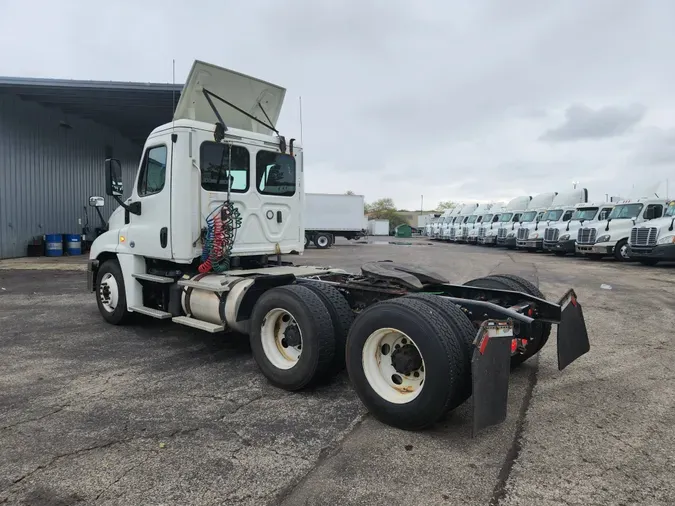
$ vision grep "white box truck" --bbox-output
[84,59,590,434]
[368,219,390,236]
[304,193,366,249]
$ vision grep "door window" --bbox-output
[137,145,168,196]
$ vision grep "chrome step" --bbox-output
[132,273,175,284]
[172,316,225,333]
[129,306,172,319]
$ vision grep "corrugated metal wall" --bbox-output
[0,93,141,258]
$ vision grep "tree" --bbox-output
[437,200,457,211]
[365,198,407,230]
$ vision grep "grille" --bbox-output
[461,226,469,237]
[449,228,456,239]
[630,227,658,247]
[544,228,559,242]
[497,228,507,239]
[478,228,486,238]
[577,228,596,244]
[517,228,529,240]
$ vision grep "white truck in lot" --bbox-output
[514,192,559,251]
[448,204,479,242]
[462,204,492,244]
[628,201,675,265]
[517,190,587,251]
[304,193,366,249]
[85,60,590,434]
[495,196,532,248]
[543,202,614,256]
[477,206,505,245]
[468,202,504,244]
[441,206,463,240]
[576,197,669,261]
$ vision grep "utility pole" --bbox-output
[421,195,423,213]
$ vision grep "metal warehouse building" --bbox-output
[0,77,182,258]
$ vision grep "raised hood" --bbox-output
[174,60,286,135]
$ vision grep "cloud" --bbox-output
[632,128,675,166]
[540,104,647,142]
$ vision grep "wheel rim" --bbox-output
[619,243,630,259]
[362,328,426,404]
[99,272,119,313]
[260,308,302,370]
[317,236,329,247]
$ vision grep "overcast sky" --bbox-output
[2,0,674,210]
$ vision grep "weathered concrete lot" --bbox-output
[1,240,674,506]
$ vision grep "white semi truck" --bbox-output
[86,60,590,434]
[441,206,463,240]
[516,190,587,252]
[448,204,479,242]
[627,201,675,265]
[472,202,505,245]
[304,193,366,249]
[477,206,505,245]
[464,203,494,244]
[576,197,669,261]
[495,196,533,248]
[543,202,615,256]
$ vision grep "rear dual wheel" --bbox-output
[346,296,475,430]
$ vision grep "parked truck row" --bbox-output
[425,189,674,265]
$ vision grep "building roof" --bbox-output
[0,76,183,144]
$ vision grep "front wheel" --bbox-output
[614,239,630,262]
[314,233,331,249]
[95,259,132,325]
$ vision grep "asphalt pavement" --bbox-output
[1,239,674,505]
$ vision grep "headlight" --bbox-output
[486,229,495,236]
[657,235,675,244]
[531,232,539,239]
[596,234,610,243]
[559,234,570,241]
[507,232,515,238]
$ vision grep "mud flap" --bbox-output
[557,289,590,370]
[471,320,513,437]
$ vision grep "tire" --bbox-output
[463,275,551,367]
[404,294,475,405]
[614,239,630,262]
[249,285,335,391]
[95,259,132,325]
[299,280,354,373]
[346,298,465,430]
[639,258,659,266]
[304,235,310,249]
[314,233,331,249]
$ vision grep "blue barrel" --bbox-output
[65,234,82,255]
[45,234,63,257]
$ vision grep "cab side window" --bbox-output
[562,210,574,221]
[138,145,168,196]
[513,213,521,222]
[646,204,663,219]
[256,150,296,197]
[598,208,611,221]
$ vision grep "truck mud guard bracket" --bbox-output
[556,289,590,370]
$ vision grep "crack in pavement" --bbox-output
[1,404,70,431]
[94,456,149,502]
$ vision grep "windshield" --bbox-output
[571,207,598,221]
[520,211,537,222]
[542,209,563,221]
[499,213,513,222]
[666,204,675,217]
[481,214,493,223]
[467,215,478,224]
[608,203,643,220]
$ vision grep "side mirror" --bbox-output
[89,196,105,208]
[105,158,124,197]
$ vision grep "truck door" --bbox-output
[124,140,173,259]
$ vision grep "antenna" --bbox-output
[172,59,176,130]
[299,96,304,145]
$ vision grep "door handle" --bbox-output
[277,211,282,223]
[160,227,168,248]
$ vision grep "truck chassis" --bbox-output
[89,258,589,435]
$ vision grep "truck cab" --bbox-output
[449,204,479,242]
[495,196,532,248]
[543,202,614,256]
[516,191,585,251]
[627,200,675,265]
[463,204,493,243]
[576,197,668,261]
[469,202,504,244]
[478,207,505,245]
[440,206,462,240]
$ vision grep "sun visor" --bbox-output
[174,60,286,135]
